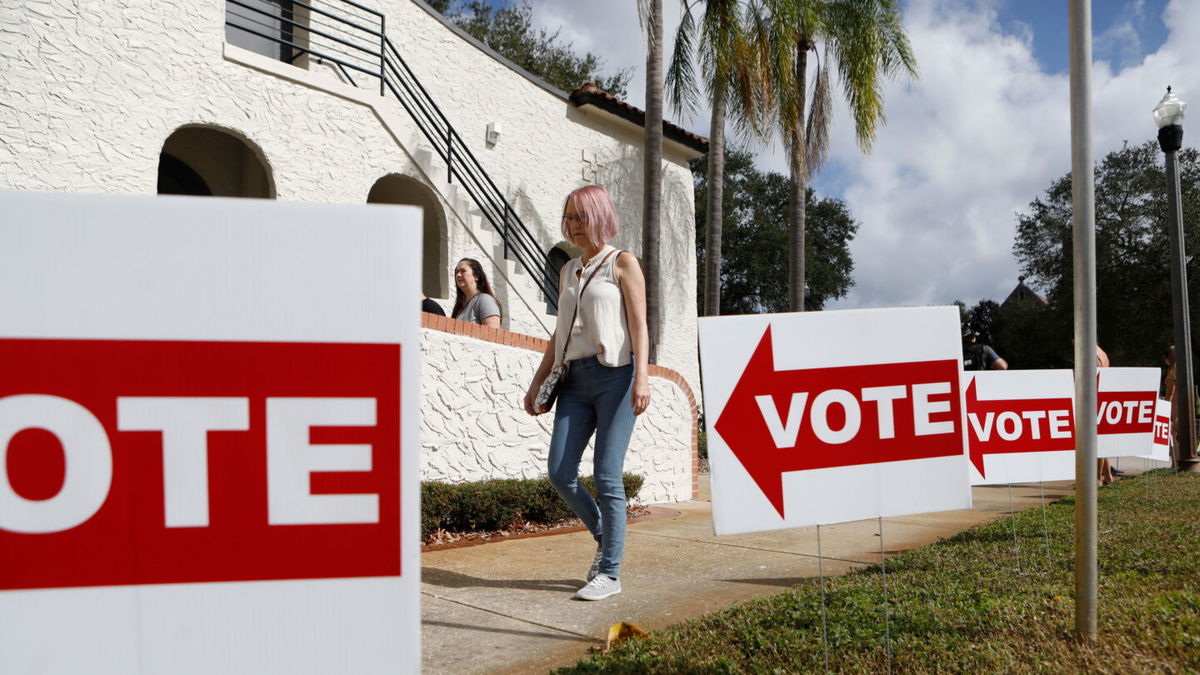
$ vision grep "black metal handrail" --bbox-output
[225,0,559,308]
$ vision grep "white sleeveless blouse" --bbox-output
[554,246,632,367]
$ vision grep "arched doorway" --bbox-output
[158,126,274,198]
[367,174,447,298]
[544,244,572,315]
[157,153,213,196]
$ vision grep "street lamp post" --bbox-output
[1154,87,1199,471]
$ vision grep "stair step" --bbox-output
[413,146,434,174]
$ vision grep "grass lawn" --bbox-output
[560,471,1200,673]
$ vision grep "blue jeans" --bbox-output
[547,356,637,579]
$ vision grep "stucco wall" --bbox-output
[373,1,702,395]
[419,315,697,505]
[1,0,702,399]
[1,0,703,497]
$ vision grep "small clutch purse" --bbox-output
[534,362,568,414]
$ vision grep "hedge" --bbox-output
[421,473,645,537]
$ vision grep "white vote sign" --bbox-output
[965,370,1077,485]
[699,306,971,535]
[1141,399,1173,462]
[1097,368,1161,459]
[0,191,421,675]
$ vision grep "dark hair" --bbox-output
[451,258,501,319]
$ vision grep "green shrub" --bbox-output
[420,473,645,537]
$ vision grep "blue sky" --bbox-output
[517,0,1196,310]
[1008,0,1168,73]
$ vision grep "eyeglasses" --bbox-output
[562,214,587,223]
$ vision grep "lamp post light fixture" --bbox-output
[1154,87,1198,471]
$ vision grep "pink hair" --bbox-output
[561,185,619,247]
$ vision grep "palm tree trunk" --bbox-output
[788,42,809,312]
[703,82,727,317]
[643,0,663,361]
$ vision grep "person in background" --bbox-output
[421,294,445,316]
[450,258,501,328]
[523,185,650,602]
[1163,346,1179,463]
[962,327,1008,370]
[1097,344,1114,485]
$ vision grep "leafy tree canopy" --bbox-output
[1012,140,1200,368]
[962,299,1000,347]
[692,149,857,314]
[427,1,630,98]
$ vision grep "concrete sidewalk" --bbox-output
[420,475,1076,674]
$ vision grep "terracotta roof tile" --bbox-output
[569,82,709,154]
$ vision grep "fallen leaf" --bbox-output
[606,621,648,651]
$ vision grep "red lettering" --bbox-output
[1155,415,1171,444]
[1098,392,1156,435]
[0,339,401,591]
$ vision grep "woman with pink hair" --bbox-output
[523,185,650,601]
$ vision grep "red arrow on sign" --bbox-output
[713,326,963,518]
[964,378,1075,478]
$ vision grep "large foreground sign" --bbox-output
[699,307,971,535]
[0,192,421,674]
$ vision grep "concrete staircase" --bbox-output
[406,138,557,338]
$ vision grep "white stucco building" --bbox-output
[1,0,706,502]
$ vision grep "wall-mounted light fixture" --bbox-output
[486,122,502,147]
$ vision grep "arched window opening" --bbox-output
[159,127,274,199]
[367,174,448,299]
[157,153,213,196]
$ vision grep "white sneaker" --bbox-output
[576,574,621,601]
[587,545,603,582]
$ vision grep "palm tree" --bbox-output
[667,0,768,317]
[639,0,664,360]
[765,0,916,310]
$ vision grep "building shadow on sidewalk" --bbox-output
[422,619,592,643]
[719,576,821,589]
[423,567,580,592]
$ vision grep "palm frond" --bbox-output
[636,0,652,36]
[666,4,699,118]
[805,48,831,175]
[824,0,917,152]
[729,0,775,142]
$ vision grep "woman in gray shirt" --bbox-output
[451,258,502,328]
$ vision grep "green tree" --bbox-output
[964,299,1000,348]
[692,149,857,313]
[668,0,766,317]
[1013,140,1200,368]
[430,1,630,97]
[761,0,916,310]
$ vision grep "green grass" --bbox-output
[560,471,1200,673]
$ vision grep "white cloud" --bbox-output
[522,0,1200,312]
[818,0,1200,310]
[527,2,675,100]
[1096,20,1143,68]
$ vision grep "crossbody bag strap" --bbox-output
[558,249,619,363]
